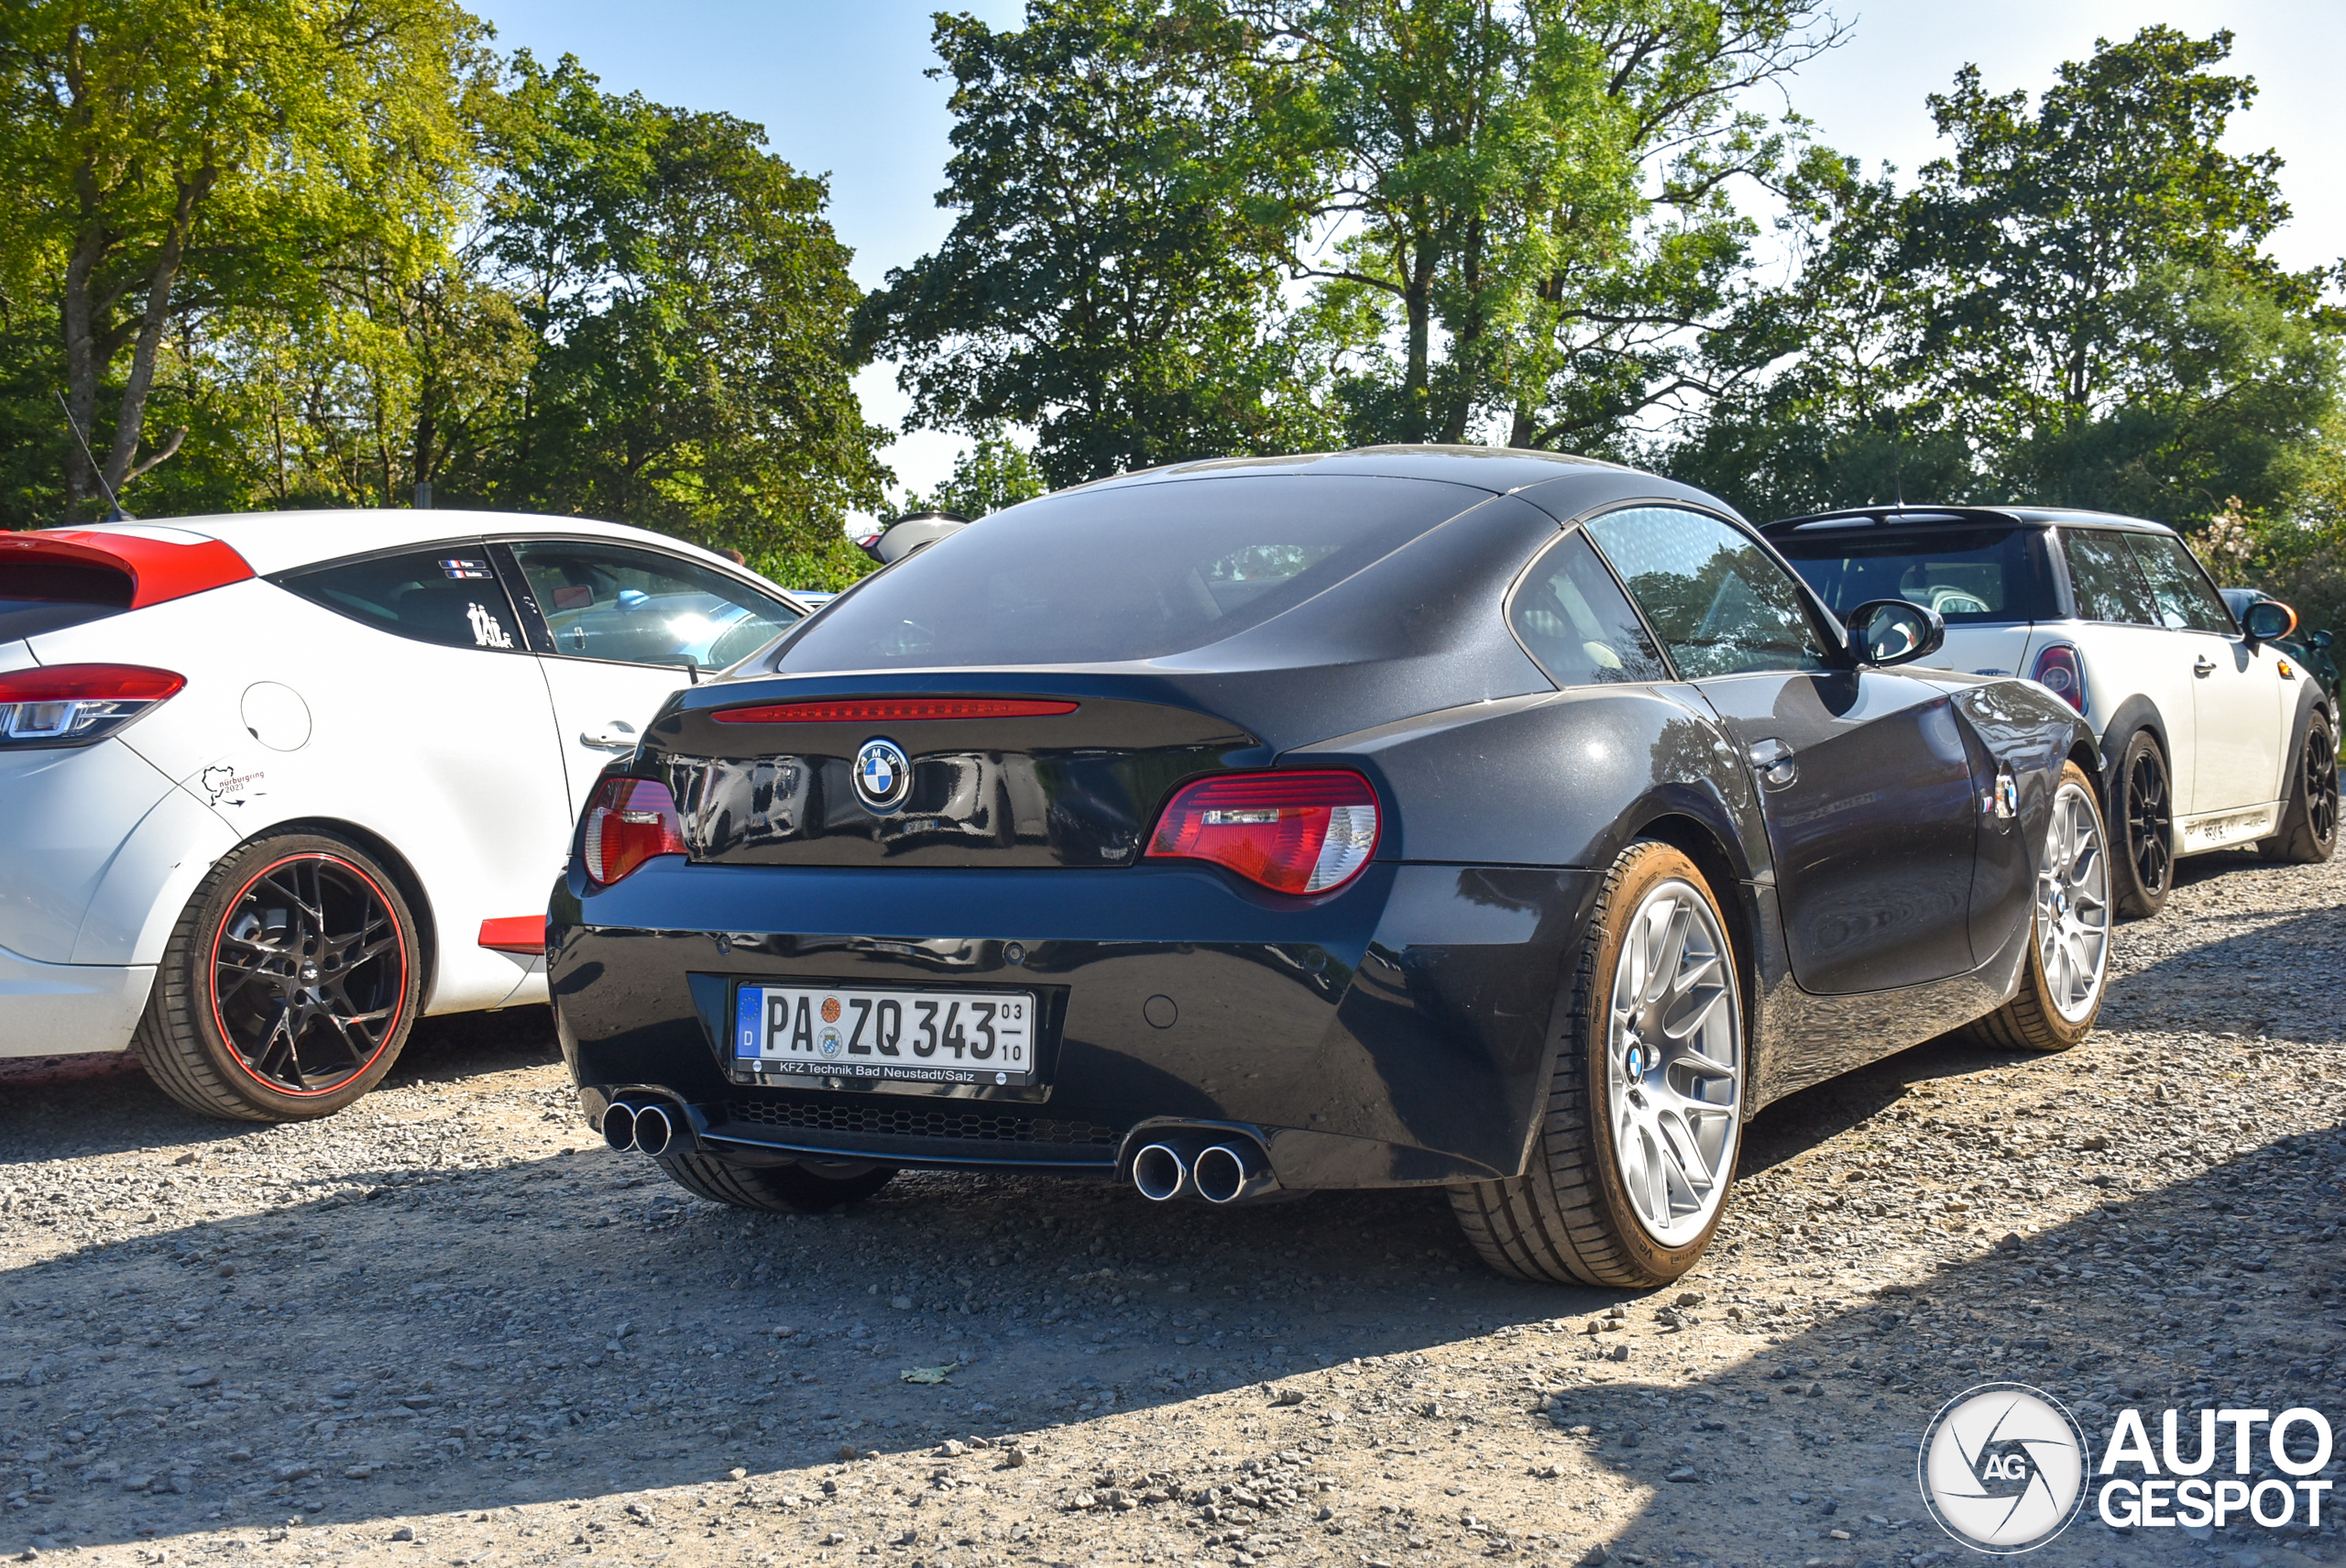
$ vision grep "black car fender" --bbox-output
[1288,684,1769,879]
[2092,693,2173,795]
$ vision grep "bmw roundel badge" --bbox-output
[853,737,913,813]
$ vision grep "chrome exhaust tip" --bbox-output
[1193,1141,1276,1204]
[601,1102,638,1153]
[1132,1142,1191,1202]
[631,1103,674,1158]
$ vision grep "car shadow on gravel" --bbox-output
[0,1007,564,1165]
[4,1014,2335,1560]
[1537,1117,2346,1568]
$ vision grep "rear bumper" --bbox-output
[548,858,1603,1189]
[0,944,152,1058]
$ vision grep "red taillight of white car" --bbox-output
[1146,771,1381,894]
[2031,643,2086,712]
[0,663,186,748]
[581,778,687,886]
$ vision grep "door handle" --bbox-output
[2193,654,2218,677]
[579,721,639,751]
[1747,738,1798,789]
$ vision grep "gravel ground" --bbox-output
[2,849,2341,1568]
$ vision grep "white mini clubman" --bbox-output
[1763,505,2338,916]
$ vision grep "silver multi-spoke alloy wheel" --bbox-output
[1606,878,1742,1245]
[2035,777,2112,1023]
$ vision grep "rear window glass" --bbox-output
[278,546,528,652]
[777,476,1477,670]
[1770,526,2056,623]
[2061,530,2157,624]
[0,561,135,642]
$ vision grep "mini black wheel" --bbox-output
[135,832,421,1121]
[656,1150,896,1213]
[2260,713,2338,864]
[2109,729,2172,919]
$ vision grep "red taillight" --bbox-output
[2031,643,2086,712]
[581,778,686,886]
[0,663,185,747]
[714,697,1079,724]
[1146,771,1381,894]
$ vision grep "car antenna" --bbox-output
[56,392,133,521]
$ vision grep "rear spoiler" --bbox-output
[0,528,255,608]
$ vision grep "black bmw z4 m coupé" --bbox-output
[549,448,2109,1287]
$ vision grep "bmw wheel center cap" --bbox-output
[853,737,913,813]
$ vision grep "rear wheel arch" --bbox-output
[2095,696,2170,789]
[1626,810,1760,1033]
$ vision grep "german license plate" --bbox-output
[732,984,1039,1086]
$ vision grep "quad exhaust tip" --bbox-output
[601,1099,676,1157]
[1129,1133,1277,1203]
[1133,1142,1191,1202]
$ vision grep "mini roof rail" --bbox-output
[1760,505,2027,533]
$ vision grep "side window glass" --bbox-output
[2126,535,2235,634]
[2061,531,2156,624]
[1508,530,1670,686]
[1584,507,1828,678]
[279,546,524,653]
[510,542,803,671]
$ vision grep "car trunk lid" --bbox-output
[645,677,1265,869]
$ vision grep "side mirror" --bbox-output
[2242,598,2297,643]
[1844,598,1946,668]
[2314,629,2334,651]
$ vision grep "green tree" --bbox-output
[902,426,1050,517]
[1247,0,1838,447]
[1666,27,2345,529]
[857,0,1339,489]
[0,0,487,521]
[476,54,889,565]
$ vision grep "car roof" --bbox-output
[1072,444,1633,497]
[1760,503,2179,537]
[53,509,792,594]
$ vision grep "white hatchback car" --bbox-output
[1764,505,2338,918]
[0,510,807,1118]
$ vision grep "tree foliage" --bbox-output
[857,0,1337,489]
[1668,27,2344,532]
[0,0,487,519]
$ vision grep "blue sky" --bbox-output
[474,1,2346,504]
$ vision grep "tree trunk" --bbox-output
[100,165,214,502]
[60,224,105,517]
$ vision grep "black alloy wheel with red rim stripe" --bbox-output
[209,853,408,1095]
[136,831,422,1122]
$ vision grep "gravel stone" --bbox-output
[1,850,2341,1565]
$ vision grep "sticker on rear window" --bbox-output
[439,558,491,579]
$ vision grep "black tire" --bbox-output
[1967,762,2110,1053]
[656,1150,896,1213]
[2109,729,2173,919]
[134,832,422,1122]
[1449,841,1744,1288]
[2259,712,2338,865]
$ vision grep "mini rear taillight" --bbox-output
[714,697,1079,724]
[0,663,185,747]
[581,778,686,886]
[1146,771,1381,894]
[2031,643,2086,712]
